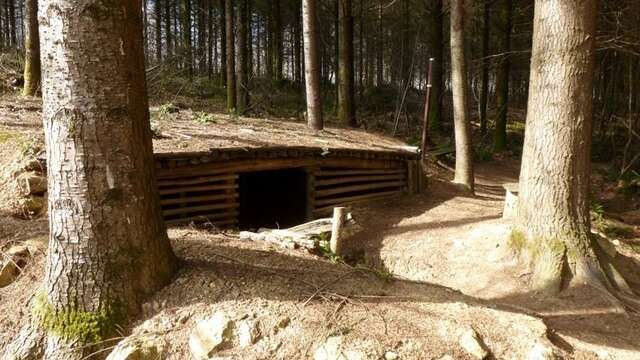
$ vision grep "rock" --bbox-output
[527,340,559,360]
[275,317,290,330]
[0,261,20,287]
[459,328,490,360]
[20,196,45,216]
[106,336,164,360]
[189,313,235,360]
[314,336,345,360]
[17,172,47,195]
[384,350,399,360]
[21,158,44,172]
[237,320,260,347]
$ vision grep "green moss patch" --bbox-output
[508,229,527,252]
[33,292,126,343]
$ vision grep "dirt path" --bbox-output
[352,160,640,359]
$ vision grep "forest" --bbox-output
[0,0,639,359]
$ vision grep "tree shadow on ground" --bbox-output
[161,233,640,354]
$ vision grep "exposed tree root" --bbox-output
[1,324,44,360]
[569,237,640,313]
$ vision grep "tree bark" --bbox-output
[303,0,323,131]
[450,0,474,193]
[219,0,227,85]
[155,0,162,62]
[165,0,172,58]
[181,0,193,78]
[479,0,490,134]
[338,0,356,127]
[225,0,236,111]
[426,0,443,132]
[36,0,177,357]
[493,0,512,151]
[517,0,606,296]
[375,0,383,86]
[236,0,248,114]
[22,0,40,97]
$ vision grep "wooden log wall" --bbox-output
[311,166,408,216]
[157,172,239,227]
[154,146,421,227]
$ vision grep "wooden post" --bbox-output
[330,207,347,256]
[420,58,435,162]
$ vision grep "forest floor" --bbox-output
[0,95,639,359]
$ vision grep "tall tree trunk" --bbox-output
[303,0,322,131]
[35,0,177,357]
[271,0,282,82]
[338,0,356,127]
[22,0,40,97]
[219,0,227,85]
[165,0,172,59]
[427,0,443,132]
[208,0,214,78]
[293,0,302,84]
[493,0,512,151]
[479,0,490,134]
[225,0,236,111]
[516,0,620,297]
[450,0,474,193]
[155,0,162,62]
[8,0,16,46]
[375,0,383,86]
[236,0,247,114]
[181,0,193,78]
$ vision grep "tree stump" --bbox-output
[502,182,519,220]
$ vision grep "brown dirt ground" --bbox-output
[1,95,639,359]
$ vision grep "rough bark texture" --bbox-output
[303,0,323,130]
[225,0,236,111]
[155,0,162,62]
[426,0,443,132]
[22,0,40,97]
[517,0,599,294]
[450,0,474,193]
[219,0,227,85]
[37,0,177,357]
[479,0,490,134]
[493,0,512,151]
[236,0,248,114]
[338,0,356,127]
[181,0,193,78]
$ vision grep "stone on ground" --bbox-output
[0,261,19,287]
[106,336,165,360]
[459,327,490,359]
[189,312,235,359]
[237,319,260,347]
[313,336,365,360]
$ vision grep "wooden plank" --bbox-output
[315,180,406,198]
[305,167,317,221]
[158,183,238,195]
[162,202,239,217]
[158,174,238,187]
[315,173,405,187]
[157,158,404,179]
[160,193,239,206]
[316,168,405,177]
[313,190,404,213]
[315,189,404,207]
[407,160,417,195]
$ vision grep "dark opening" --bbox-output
[238,168,308,230]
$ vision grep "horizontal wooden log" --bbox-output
[160,193,239,206]
[316,168,405,177]
[315,173,406,187]
[315,180,406,198]
[158,183,238,195]
[158,174,238,187]
[165,216,238,226]
[157,158,405,179]
[162,202,238,217]
[314,189,404,208]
